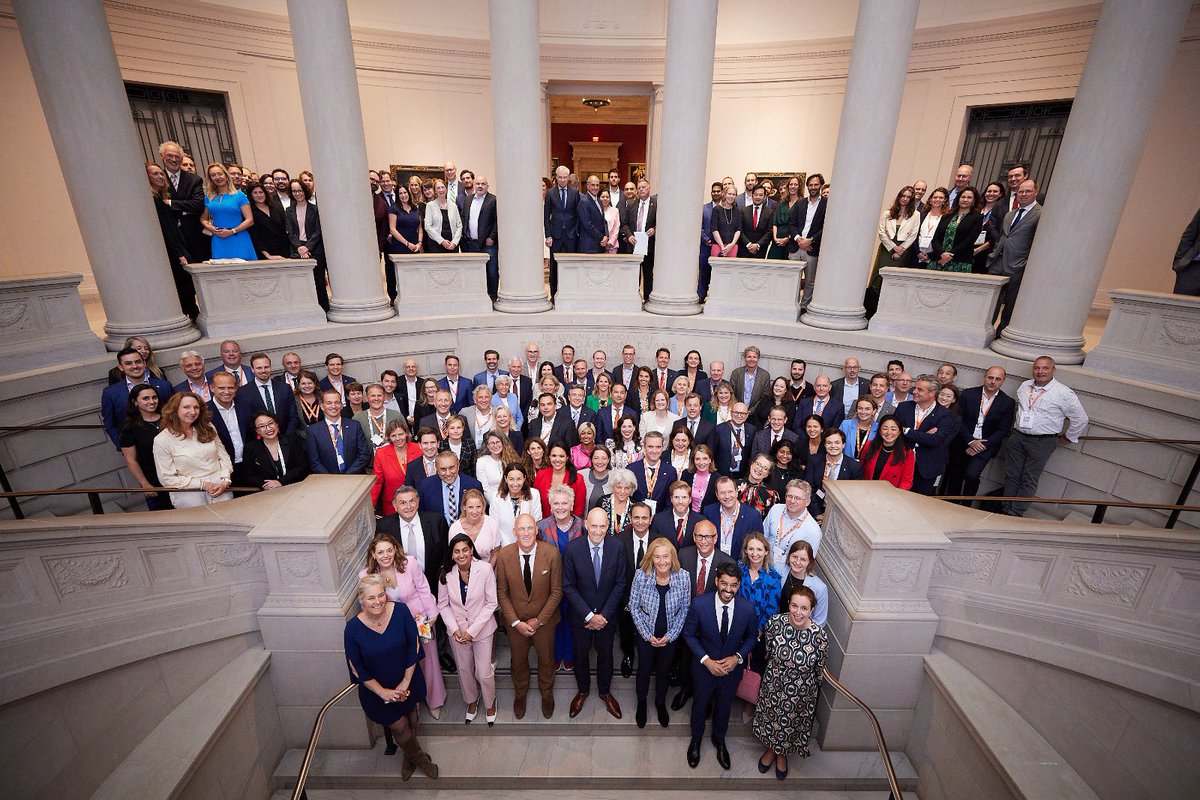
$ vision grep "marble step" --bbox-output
[273,790,918,800]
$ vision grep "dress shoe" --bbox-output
[621,655,633,678]
[486,705,498,727]
[670,689,692,711]
[440,656,457,674]
[465,703,477,724]
[758,750,773,774]
[656,701,670,728]
[600,693,623,719]
[542,695,555,718]
[686,738,702,768]
[426,706,441,721]
[775,756,789,781]
[569,691,589,718]
[713,739,731,770]
[513,696,527,720]
[635,699,647,728]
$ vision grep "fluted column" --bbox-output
[993,0,1191,364]
[286,0,394,323]
[13,0,200,350]
[490,0,553,313]
[541,82,553,177]
[801,0,919,331]
[643,0,718,317]
[646,83,665,182]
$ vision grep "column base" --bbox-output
[991,326,1086,365]
[327,297,395,324]
[494,291,552,314]
[643,292,701,316]
[104,315,201,351]
[800,303,867,331]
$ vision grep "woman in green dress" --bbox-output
[766,175,804,259]
[930,186,983,273]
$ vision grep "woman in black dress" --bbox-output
[119,384,171,510]
[284,179,329,310]
[242,411,309,490]
[710,186,743,260]
[146,162,195,318]
[247,182,290,259]
[345,574,438,780]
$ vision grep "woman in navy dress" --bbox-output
[200,163,257,260]
[388,185,424,253]
[344,574,439,780]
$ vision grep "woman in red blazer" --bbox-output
[372,420,423,515]
[533,443,587,518]
[858,416,915,491]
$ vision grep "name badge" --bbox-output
[816,488,826,500]
[1018,411,1033,429]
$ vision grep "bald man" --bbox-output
[830,357,870,415]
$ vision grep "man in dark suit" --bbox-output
[794,173,828,311]
[418,389,455,442]
[605,169,629,220]
[829,357,871,417]
[174,351,211,400]
[305,390,371,475]
[711,404,757,478]
[650,481,705,549]
[1172,206,1200,295]
[596,383,638,443]
[632,432,678,506]
[238,353,297,437]
[526,393,580,449]
[694,359,725,405]
[616,502,657,678]
[101,347,174,448]
[805,429,865,516]
[894,375,956,495]
[793,375,845,433]
[208,371,256,486]
[472,349,508,392]
[987,180,1042,332]
[160,140,208,276]
[436,355,472,413]
[395,358,424,428]
[682,561,758,769]
[672,519,736,712]
[453,169,474,217]
[620,179,658,299]
[944,366,1015,499]
[566,360,596,395]
[544,165,580,296]
[562,508,629,720]
[673,395,716,452]
[609,344,641,390]
[206,339,253,387]
[577,175,608,254]
[416,451,484,526]
[749,406,799,461]
[648,348,677,395]
[317,353,357,403]
[505,357,534,417]
[563,386,597,430]
[702,477,762,558]
[404,429,442,489]
[738,186,772,258]
[462,177,501,301]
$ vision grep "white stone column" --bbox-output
[646,82,665,182]
[642,0,718,317]
[490,0,553,313]
[541,82,553,177]
[13,0,200,350]
[801,0,919,331]
[992,0,1191,364]
[286,0,394,324]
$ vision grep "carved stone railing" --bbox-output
[704,257,802,322]
[553,253,644,313]
[1082,289,1200,393]
[0,273,106,373]
[868,267,1008,348]
[186,259,327,337]
[390,252,492,317]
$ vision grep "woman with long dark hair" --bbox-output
[120,384,171,510]
[858,414,914,490]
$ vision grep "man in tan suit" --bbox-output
[495,514,562,719]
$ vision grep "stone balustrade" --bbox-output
[868,267,1008,348]
[703,257,803,322]
[390,252,492,317]
[0,273,106,373]
[553,253,644,313]
[1082,289,1200,392]
[185,259,328,337]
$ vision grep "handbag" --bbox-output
[736,666,762,704]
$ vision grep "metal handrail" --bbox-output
[822,667,904,800]
[292,683,357,800]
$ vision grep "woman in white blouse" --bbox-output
[476,431,519,502]
[152,392,233,508]
[915,187,948,268]
[490,463,543,547]
[423,179,462,253]
[866,185,921,316]
[639,389,681,440]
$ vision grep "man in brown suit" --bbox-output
[495,513,562,719]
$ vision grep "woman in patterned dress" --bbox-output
[752,584,828,780]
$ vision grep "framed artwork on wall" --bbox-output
[628,162,647,183]
[753,171,806,200]
[388,164,443,184]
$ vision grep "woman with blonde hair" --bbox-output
[152,391,232,508]
[627,537,692,728]
[423,179,462,253]
[200,162,256,260]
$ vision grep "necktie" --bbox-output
[638,201,646,231]
[753,205,760,228]
[523,553,533,595]
[659,371,666,390]
[572,409,579,425]
[331,423,344,470]
[512,498,520,517]
[1011,208,1026,231]
[447,482,458,523]
[772,431,779,446]
[695,557,707,595]
[720,604,729,638]
[676,518,686,544]
[560,188,566,207]
[404,523,414,555]
[732,428,743,453]
[261,384,275,413]
[689,420,697,437]
[386,192,394,206]
[592,544,602,585]
[636,539,644,566]
[1011,195,1019,212]
[171,172,179,190]
[815,398,825,415]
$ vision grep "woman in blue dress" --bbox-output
[345,574,439,780]
[201,163,257,260]
[536,483,585,670]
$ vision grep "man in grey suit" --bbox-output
[1172,207,1200,296]
[729,345,771,409]
[987,180,1042,332]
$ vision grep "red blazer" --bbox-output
[860,447,915,491]
[533,468,586,519]
[372,442,423,515]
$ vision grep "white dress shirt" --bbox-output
[700,594,737,664]
[212,401,245,462]
[1014,378,1089,441]
[469,194,483,239]
[397,514,426,571]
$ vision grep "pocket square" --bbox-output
[541,569,549,575]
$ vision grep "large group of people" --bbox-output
[98,332,1090,777]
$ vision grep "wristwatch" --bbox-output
[736,653,744,665]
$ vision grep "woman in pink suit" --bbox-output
[360,534,447,718]
[437,533,499,725]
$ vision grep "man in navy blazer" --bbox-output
[544,166,580,296]
[577,175,608,254]
[102,347,174,448]
[632,432,678,507]
[702,476,763,557]
[792,375,845,433]
[208,371,257,486]
[711,404,757,478]
[945,366,1016,498]
[460,180,500,301]
[471,349,508,392]
[650,481,705,549]
[316,353,356,402]
[526,393,580,449]
[563,386,598,430]
[205,340,253,387]
[416,451,484,526]
[437,355,472,413]
[682,562,759,769]
[894,375,957,495]
[305,390,371,475]
[595,386,638,443]
[237,353,298,437]
[673,396,716,452]
[562,508,628,719]
[805,429,864,516]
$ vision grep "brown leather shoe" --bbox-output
[600,693,623,719]
[569,691,589,718]
[542,695,555,718]
[514,696,527,720]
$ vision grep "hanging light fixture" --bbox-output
[581,97,611,112]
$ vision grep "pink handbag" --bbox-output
[736,667,762,704]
